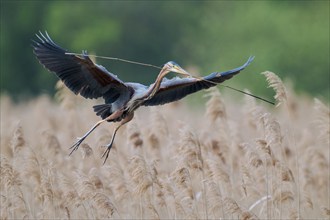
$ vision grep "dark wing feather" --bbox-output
[143,56,254,106]
[32,32,131,102]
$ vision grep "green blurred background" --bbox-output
[1,1,329,102]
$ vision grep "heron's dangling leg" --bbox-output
[101,113,134,164]
[69,119,106,155]
[69,109,124,156]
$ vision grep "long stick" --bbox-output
[65,52,162,69]
[66,52,274,105]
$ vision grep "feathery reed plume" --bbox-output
[206,159,230,188]
[75,171,96,201]
[21,148,42,187]
[0,156,22,189]
[128,155,153,195]
[146,202,160,219]
[176,126,203,171]
[42,131,61,155]
[240,164,262,199]
[289,208,299,220]
[255,139,276,166]
[171,167,198,218]
[321,207,330,217]
[223,197,243,216]
[127,119,143,149]
[147,132,161,156]
[240,211,259,220]
[92,192,116,218]
[88,168,104,190]
[241,143,263,168]
[272,182,295,207]
[302,191,313,210]
[102,164,130,202]
[0,195,9,220]
[262,71,287,107]
[10,124,25,155]
[209,140,227,164]
[260,113,282,147]
[152,179,168,211]
[274,162,294,182]
[150,107,169,137]
[81,143,93,159]
[38,168,54,205]
[313,98,330,144]
[205,88,227,122]
[243,89,259,129]
[205,180,224,218]
[57,173,80,208]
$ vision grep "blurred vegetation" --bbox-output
[1,1,329,102]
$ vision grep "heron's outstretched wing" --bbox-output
[32,32,132,102]
[143,56,254,106]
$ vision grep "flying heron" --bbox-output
[32,32,254,163]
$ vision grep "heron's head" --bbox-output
[163,61,192,77]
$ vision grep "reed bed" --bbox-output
[1,72,329,219]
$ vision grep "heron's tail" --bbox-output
[93,104,112,119]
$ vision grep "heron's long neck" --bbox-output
[144,70,167,100]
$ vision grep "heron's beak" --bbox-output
[171,66,192,78]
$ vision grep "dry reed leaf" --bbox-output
[262,71,287,107]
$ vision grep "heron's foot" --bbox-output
[69,137,86,156]
[101,142,114,164]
